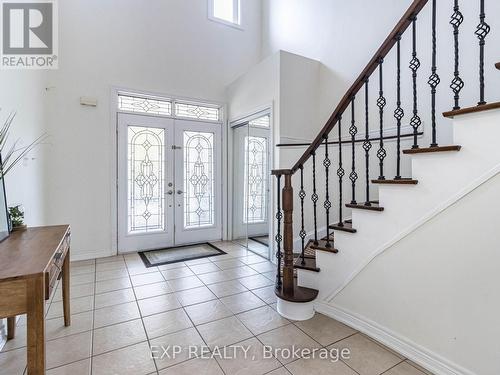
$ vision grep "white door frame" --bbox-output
[228,104,275,260]
[110,87,226,255]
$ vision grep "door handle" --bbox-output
[177,190,183,195]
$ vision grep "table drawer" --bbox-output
[45,262,60,300]
[45,232,70,299]
[53,233,70,268]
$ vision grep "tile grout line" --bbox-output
[124,255,161,375]
[379,359,407,375]
[152,244,275,373]
[84,247,380,373]
[89,258,97,375]
[154,254,229,374]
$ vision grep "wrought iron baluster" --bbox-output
[428,0,440,147]
[311,151,319,246]
[377,59,387,180]
[363,79,372,205]
[323,135,332,248]
[337,116,345,226]
[275,175,283,288]
[299,166,306,264]
[394,35,404,179]
[349,97,358,204]
[409,17,422,149]
[475,0,490,106]
[450,0,464,110]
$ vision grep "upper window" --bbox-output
[118,94,172,116]
[209,0,241,27]
[249,115,270,128]
[118,93,221,122]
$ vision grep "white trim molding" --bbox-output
[315,302,476,375]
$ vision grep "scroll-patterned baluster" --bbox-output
[377,60,387,180]
[275,175,283,288]
[394,35,404,179]
[363,79,372,205]
[337,116,345,226]
[475,0,490,106]
[450,0,464,110]
[311,151,319,245]
[349,98,358,204]
[428,0,440,147]
[409,17,422,149]
[299,166,306,264]
[323,135,332,248]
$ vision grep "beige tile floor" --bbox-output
[0,241,433,375]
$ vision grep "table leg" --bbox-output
[26,276,45,375]
[62,247,71,326]
[7,317,15,339]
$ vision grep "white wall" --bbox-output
[0,71,47,226]
[227,50,321,164]
[227,51,280,125]
[263,0,500,154]
[40,0,262,259]
[226,50,321,251]
[261,0,500,257]
[332,171,500,375]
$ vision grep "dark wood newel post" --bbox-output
[282,172,295,295]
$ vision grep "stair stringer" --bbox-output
[295,108,500,302]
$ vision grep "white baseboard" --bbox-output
[314,302,475,375]
[70,249,116,261]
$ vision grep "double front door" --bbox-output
[117,113,222,253]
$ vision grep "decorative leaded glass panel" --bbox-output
[184,131,215,228]
[244,136,268,223]
[249,115,270,128]
[128,126,165,233]
[175,102,220,122]
[119,95,172,116]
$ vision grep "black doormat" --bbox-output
[139,243,226,268]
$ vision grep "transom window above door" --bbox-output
[117,93,221,122]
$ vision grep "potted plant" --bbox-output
[0,112,47,235]
[8,205,26,231]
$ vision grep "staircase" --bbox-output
[271,0,499,321]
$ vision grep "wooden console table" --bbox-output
[0,225,71,375]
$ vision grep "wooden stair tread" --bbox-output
[293,256,320,272]
[298,241,319,258]
[495,62,500,70]
[443,102,500,118]
[403,145,461,154]
[346,202,384,211]
[345,219,353,224]
[275,278,319,303]
[310,239,338,254]
[372,178,418,185]
[329,221,357,233]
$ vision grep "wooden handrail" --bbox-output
[273,0,429,175]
